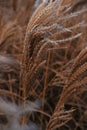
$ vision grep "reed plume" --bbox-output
[0,0,87,130]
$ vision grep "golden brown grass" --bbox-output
[0,0,87,130]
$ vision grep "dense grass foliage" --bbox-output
[0,0,87,130]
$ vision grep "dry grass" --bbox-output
[0,0,87,130]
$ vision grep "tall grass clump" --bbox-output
[0,0,87,130]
